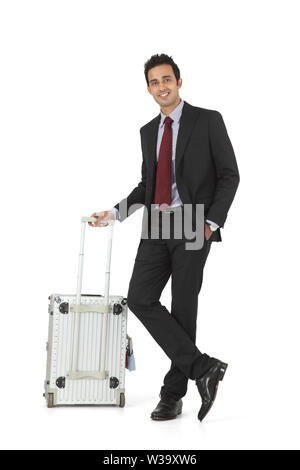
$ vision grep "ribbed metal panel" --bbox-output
[46,294,127,405]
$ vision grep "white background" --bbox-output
[1,0,299,451]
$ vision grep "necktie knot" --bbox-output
[164,116,173,127]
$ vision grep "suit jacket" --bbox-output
[114,100,240,242]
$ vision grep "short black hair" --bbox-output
[144,53,181,86]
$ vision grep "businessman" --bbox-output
[89,53,240,422]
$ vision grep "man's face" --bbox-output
[147,64,182,107]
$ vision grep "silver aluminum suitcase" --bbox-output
[44,216,134,408]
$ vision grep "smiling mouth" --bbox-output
[159,92,170,98]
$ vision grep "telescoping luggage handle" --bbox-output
[76,216,114,307]
[68,216,115,381]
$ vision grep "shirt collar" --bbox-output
[159,98,184,127]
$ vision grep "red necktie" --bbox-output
[154,116,173,208]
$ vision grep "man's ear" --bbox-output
[177,78,183,89]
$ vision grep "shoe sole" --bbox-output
[198,363,228,422]
[151,409,182,421]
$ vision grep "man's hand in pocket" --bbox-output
[205,223,213,241]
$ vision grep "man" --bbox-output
[89,53,240,422]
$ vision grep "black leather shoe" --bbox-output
[196,360,228,422]
[150,397,183,421]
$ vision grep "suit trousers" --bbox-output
[127,208,216,401]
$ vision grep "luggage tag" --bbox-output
[126,334,136,371]
[128,353,136,371]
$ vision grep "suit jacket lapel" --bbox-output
[145,113,160,200]
[175,100,199,172]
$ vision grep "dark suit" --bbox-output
[114,100,240,241]
[114,100,240,400]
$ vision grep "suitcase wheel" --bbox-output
[46,393,54,408]
[119,392,125,408]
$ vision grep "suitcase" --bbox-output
[44,216,135,408]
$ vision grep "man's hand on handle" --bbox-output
[88,210,115,227]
